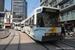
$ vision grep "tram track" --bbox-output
[37,41,63,50]
[17,32,21,50]
[51,42,65,50]
[38,42,49,50]
[3,32,15,50]
[3,31,21,50]
[37,40,75,50]
[57,40,75,49]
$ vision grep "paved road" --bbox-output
[0,29,75,50]
[0,29,10,38]
[0,29,46,50]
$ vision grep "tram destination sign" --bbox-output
[43,8,59,13]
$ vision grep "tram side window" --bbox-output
[32,15,34,26]
[25,20,29,26]
[29,15,34,26]
[37,13,44,27]
[29,18,31,26]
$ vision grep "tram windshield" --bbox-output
[37,8,60,27]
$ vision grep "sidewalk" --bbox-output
[0,29,10,39]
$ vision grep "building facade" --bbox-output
[4,11,13,28]
[40,0,75,31]
[0,12,5,29]
[0,0,4,11]
[0,0,5,29]
[11,0,27,22]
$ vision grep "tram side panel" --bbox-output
[34,27,61,41]
[24,27,61,42]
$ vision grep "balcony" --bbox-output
[13,1,23,3]
[60,0,75,13]
[53,0,70,7]
[13,18,22,20]
[40,0,45,6]
[13,10,23,12]
[49,0,56,4]
[13,4,23,6]
[60,4,75,13]
[61,13,75,22]
[13,7,23,9]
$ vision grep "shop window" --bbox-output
[70,0,74,5]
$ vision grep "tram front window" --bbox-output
[37,12,59,27]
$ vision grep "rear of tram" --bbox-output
[36,8,61,41]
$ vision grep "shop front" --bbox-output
[5,23,11,28]
[60,20,75,32]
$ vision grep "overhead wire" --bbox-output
[29,0,39,12]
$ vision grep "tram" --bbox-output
[14,22,21,30]
[22,6,61,41]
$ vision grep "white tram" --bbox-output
[14,22,21,30]
[21,6,61,41]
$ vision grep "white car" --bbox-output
[69,32,74,37]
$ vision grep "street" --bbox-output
[0,29,75,50]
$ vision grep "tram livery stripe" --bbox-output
[51,27,57,33]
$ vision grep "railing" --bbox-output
[62,13,75,21]
[51,0,63,6]
[60,0,75,9]
[13,3,23,6]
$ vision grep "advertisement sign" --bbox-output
[0,13,5,17]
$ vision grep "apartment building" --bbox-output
[0,12,5,29]
[0,0,4,11]
[4,11,13,28]
[11,0,27,22]
[0,0,5,29]
[40,0,75,31]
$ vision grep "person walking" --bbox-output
[61,24,65,41]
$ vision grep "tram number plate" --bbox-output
[51,33,56,36]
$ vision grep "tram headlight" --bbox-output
[46,34,48,36]
[45,33,51,36]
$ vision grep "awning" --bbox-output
[5,24,11,26]
[20,24,24,26]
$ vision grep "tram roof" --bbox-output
[13,22,20,24]
[21,6,59,24]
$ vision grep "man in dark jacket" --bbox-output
[61,24,65,41]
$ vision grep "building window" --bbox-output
[40,0,42,2]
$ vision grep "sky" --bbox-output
[5,0,40,16]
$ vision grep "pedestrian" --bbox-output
[61,24,65,41]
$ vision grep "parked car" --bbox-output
[69,31,74,37]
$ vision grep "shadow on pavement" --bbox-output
[0,28,10,39]
[0,42,47,50]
